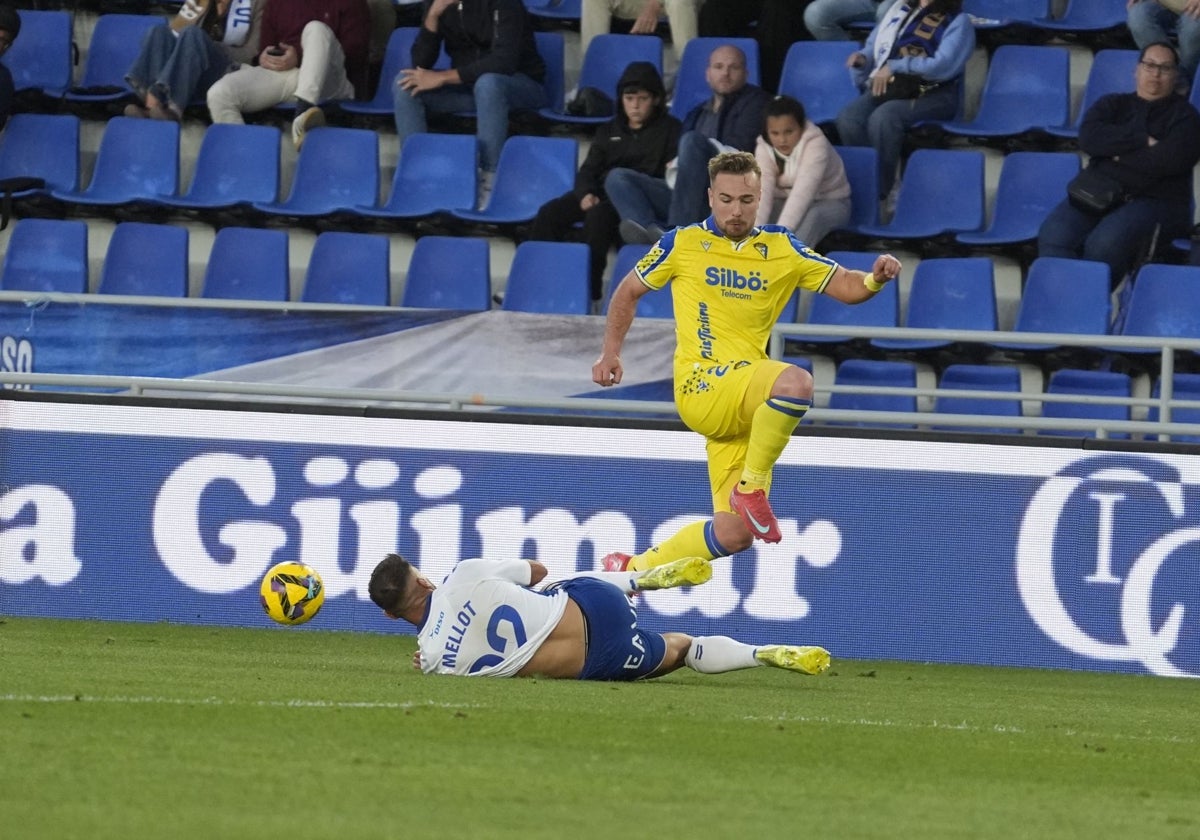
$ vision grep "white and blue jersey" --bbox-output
[417,559,567,677]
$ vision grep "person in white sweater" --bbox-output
[754,94,852,248]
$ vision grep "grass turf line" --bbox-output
[2,617,1198,840]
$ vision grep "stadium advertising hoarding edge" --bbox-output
[1,398,1198,679]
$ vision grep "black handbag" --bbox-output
[871,72,927,102]
[1067,168,1126,215]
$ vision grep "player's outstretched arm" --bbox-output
[821,253,902,304]
[593,271,651,386]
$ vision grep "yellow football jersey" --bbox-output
[634,220,838,369]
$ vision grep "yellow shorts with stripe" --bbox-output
[675,358,791,514]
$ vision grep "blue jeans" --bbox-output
[604,167,672,229]
[804,0,886,40]
[125,24,233,111]
[834,83,960,198]
[392,71,547,173]
[1127,1,1200,81]
[1037,195,1192,286]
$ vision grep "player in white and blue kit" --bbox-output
[369,553,831,680]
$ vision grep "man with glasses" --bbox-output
[1128,0,1200,89]
[1037,42,1200,288]
[0,4,19,131]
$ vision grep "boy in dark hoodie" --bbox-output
[528,61,681,302]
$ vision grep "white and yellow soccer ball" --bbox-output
[260,562,325,626]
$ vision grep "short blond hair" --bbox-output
[708,150,760,183]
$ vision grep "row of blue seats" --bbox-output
[0,217,608,313]
[818,359,1200,442]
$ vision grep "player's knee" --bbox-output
[771,365,814,400]
[715,514,754,554]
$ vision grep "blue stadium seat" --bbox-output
[2,9,71,98]
[1106,263,1200,359]
[829,359,918,428]
[302,232,390,306]
[603,242,673,318]
[777,41,860,126]
[537,34,663,126]
[937,45,1070,143]
[51,116,179,207]
[990,257,1111,354]
[1148,374,1200,443]
[254,127,378,218]
[162,123,280,212]
[1046,50,1138,140]
[956,151,1080,249]
[0,113,80,197]
[1031,0,1128,40]
[854,149,985,247]
[533,30,567,115]
[502,241,590,315]
[872,257,996,352]
[201,227,290,301]
[670,37,759,121]
[829,145,880,237]
[98,222,189,297]
[933,364,1023,434]
[0,218,88,293]
[1041,368,1131,439]
[449,135,577,226]
[401,235,491,311]
[963,0,1050,27]
[64,14,163,103]
[796,250,897,351]
[359,132,476,221]
[523,0,581,22]
[341,27,449,117]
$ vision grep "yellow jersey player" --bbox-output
[592,150,902,572]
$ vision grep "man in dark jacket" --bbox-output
[1038,41,1200,287]
[393,0,546,207]
[605,44,771,242]
[529,62,681,302]
[0,4,19,132]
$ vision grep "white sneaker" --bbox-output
[292,106,325,150]
[476,169,495,210]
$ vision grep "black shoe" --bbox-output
[619,219,664,245]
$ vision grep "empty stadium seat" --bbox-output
[201,227,290,301]
[603,243,672,318]
[793,250,897,354]
[827,145,880,240]
[358,132,476,221]
[537,34,663,126]
[253,127,378,218]
[777,40,860,126]
[963,0,1050,27]
[523,0,581,22]
[854,149,985,249]
[937,45,1070,144]
[449,135,577,226]
[51,116,179,208]
[990,257,1111,355]
[1031,0,1128,44]
[933,363,1023,434]
[872,257,997,353]
[956,151,1080,250]
[1046,49,1138,140]
[0,218,88,293]
[98,222,189,297]
[1148,374,1200,443]
[1105,263,1200,360]
[2,9,71,98]
[65,14,163,104]
[302,232,390,306]
[0,113,80,197]
[341,27,449,117]
[829,359,918,428]
[1041,368,1131,439]
[502,241,590,315]
[162,123,281,213]
[670,37,759,120]
[401,235,491,311]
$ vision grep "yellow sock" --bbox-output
[629,520,722,571]
[740,396,810,491]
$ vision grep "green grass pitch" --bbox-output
[3,616,1197,840]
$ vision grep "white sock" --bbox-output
[684,636,760,674]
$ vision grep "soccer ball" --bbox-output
[260,561,325,626]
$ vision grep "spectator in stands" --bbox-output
[805,0,890,41]
[392,0,546,208]
[834,0,974,208]
[0,4,20,131]
[1128,1,1200,89]
[697,0,812,92]
[582,0,701,67]
[754,95,851,247]
[206,0,370,149]
[529,62,681,303]
[1037,42,1200,287]
[125,0,265,123]
[607,43,770,243]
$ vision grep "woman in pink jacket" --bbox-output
[754,95,851,248]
